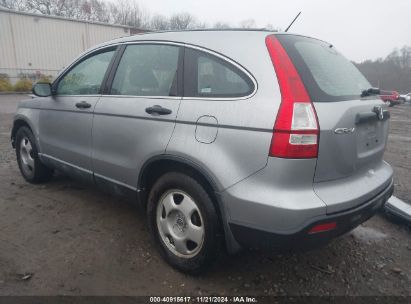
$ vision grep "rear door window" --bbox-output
[111,44,180,96]
[184,48,254,98]
[276,35,371,102]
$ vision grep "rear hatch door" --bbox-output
[277,34,392,214]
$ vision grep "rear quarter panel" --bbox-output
[165,32,281,191]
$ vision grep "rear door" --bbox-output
[277,34,392,213]
[91,43,182,190]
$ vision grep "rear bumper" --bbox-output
[229,179,394,251]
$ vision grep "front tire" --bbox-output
[147,172,221,274]
[15,126,53,183]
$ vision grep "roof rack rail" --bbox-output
[134,28,278,35]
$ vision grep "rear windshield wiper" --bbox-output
[361,87,380,98]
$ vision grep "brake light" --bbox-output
[265,35,319,158]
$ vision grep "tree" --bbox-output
[169,12,195,30]
[213,21,231,29]
[239,18,256,28]
[10,0,111,22]
[355,45,411,93]
[150,14,169,30]
[81,0,110,22]
[25,0,59,15]
[399,46,411,69]
[264,23,280,31]
[0,0,27,10]
[108,0,149,28]
[1,0,283,33]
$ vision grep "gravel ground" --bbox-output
[0,95,410,296]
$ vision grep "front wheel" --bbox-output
[147,172,221,274]
[15,126,53,183]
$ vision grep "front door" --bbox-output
[39,47,117,181]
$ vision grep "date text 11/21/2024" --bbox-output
[149,297,257,303]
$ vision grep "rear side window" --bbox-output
[276,35,371,102]
[184,48,254,98]
[111,44,180,96]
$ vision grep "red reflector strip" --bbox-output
[270,132,318,158]
[308,222,337,234]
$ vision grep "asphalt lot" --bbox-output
[0,94,410,296]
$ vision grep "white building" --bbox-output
[0,8,145,83]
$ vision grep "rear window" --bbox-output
[276,35,371,102]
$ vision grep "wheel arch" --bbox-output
[138,154,242,254]
[138,154,221,208]
[11,117,35,149]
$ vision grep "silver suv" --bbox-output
[11,30,394,274]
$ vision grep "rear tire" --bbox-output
[147,172,221,274]
[15,126,53,183]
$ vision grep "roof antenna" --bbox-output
[285,12,301,32]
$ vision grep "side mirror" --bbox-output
[32,82,52,97]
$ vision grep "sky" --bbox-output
[133,0,411,62]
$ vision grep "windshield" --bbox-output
[276,34,371,102]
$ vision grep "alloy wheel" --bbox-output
[156,190,205,258]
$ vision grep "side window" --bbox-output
[57,49,115,95]
[184,48,254,98]
[111,44,180,96]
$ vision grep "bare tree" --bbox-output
[80,0,110,22]
[0,0,27,10]
[1,0,281,33]
[150,14,169,30]
[22,0,111,22]
[150,12,203,31]
[264,23,280,31]
[108,0,149,27]
[355,45,411,93]
[169,12,195,30]
[2,0,150,27]
[213,21,231,29]
[0,0,12,9]
[64,0,90,19]
[25,0,55,15]
[239,18,256,28]
[23,0,80,18]
[400,46,411,69]
[194,21,207,29]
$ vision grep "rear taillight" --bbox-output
[265,35,319,158]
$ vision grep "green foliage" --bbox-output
[0,73,53,93]
[0,75,13,92]
[38,75,53,83]
[14,78,33,92]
